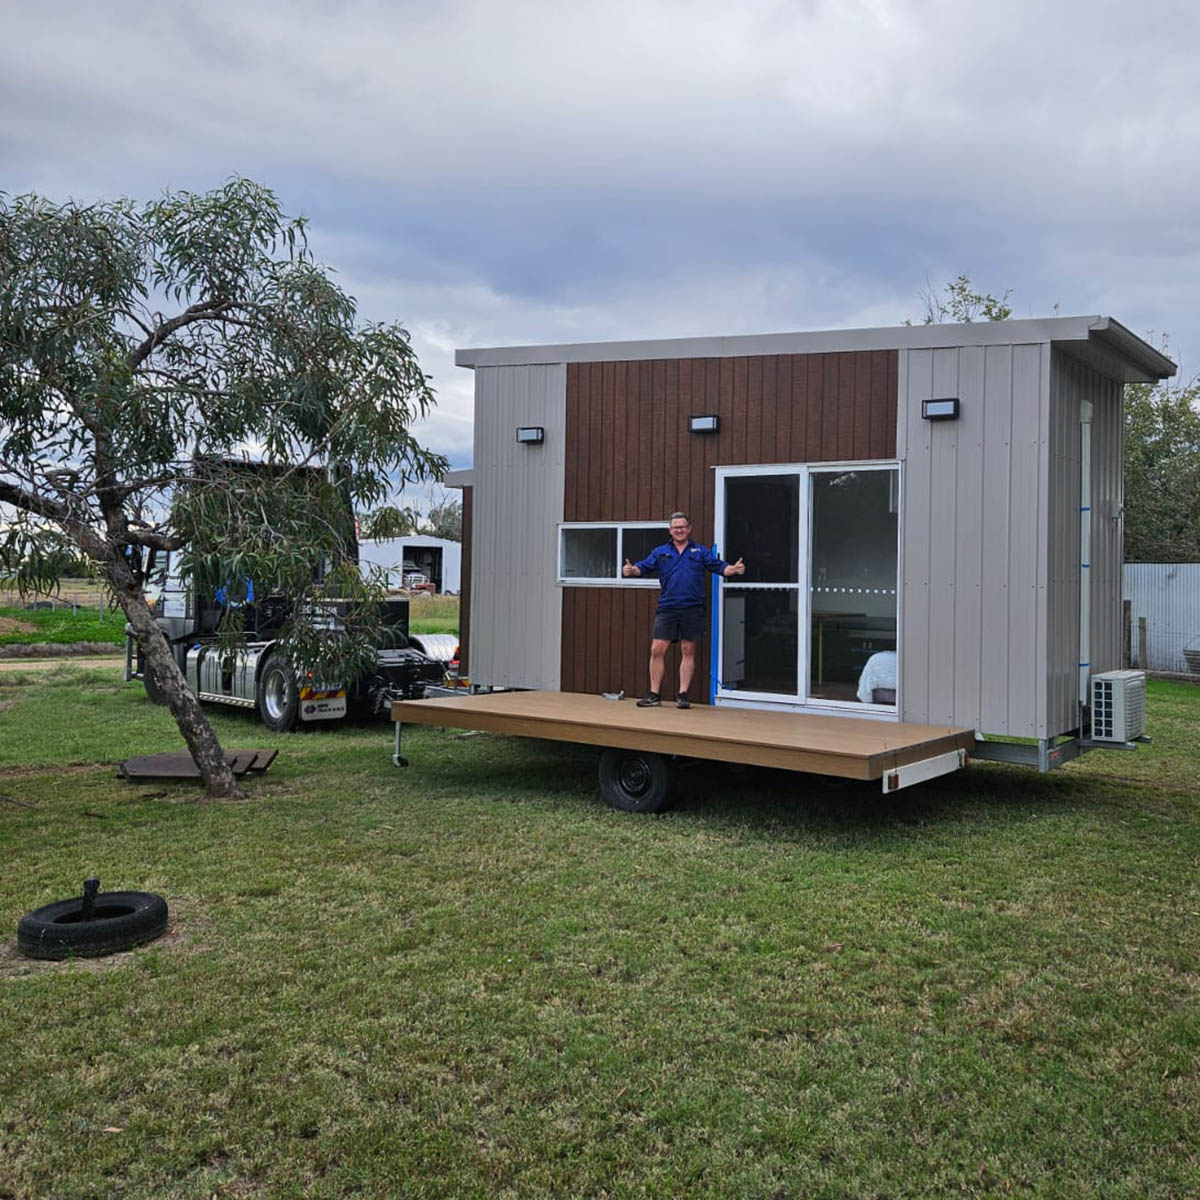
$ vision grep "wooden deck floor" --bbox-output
[391,691,974,781]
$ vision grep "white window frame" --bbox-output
[557,522,667,587]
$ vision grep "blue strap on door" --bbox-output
[710,543,720,704]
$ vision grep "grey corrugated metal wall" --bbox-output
[468,364,566,689]
[898,343,1055,738]
[899,344,1125,739]
[1124,563,1200,671]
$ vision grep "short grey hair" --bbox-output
[669,511,690,524]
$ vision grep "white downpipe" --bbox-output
[1079,400,1093,706]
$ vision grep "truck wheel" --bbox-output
[598,748,672,813]
[257,653,299,732]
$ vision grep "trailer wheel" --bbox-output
[257,652,299,732]
[598,748,672,813]
[18,890,168,960]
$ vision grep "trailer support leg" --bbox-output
[393,721,408,768]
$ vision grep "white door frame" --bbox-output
[713,461,901,719]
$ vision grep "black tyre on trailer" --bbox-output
[17,890,168,960]
[256,651,299,732]
[598,747,672,813]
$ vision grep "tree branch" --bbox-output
[125,297,233,372]
[0,479,69,523]
[0,480,108,560]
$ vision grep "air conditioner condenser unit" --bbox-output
[1090,670,1147,743]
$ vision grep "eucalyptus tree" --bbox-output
[0,180,446,797]
[1123,376,1200,561]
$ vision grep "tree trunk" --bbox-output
[109,558,244,800]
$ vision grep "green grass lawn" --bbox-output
[1,674,1196,1198]
[0,604,126,647]
[0,595,458,649]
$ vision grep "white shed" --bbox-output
[358,536,462,594]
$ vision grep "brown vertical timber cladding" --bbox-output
[459,486,472,674]
[560,350,899,700]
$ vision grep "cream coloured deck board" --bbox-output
[392,691,974,781]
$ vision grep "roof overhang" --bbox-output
[457,315,1176,384]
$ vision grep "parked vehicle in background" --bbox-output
[125,551,446,731]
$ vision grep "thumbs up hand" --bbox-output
[725,557,746,577]
[622,558,638,577]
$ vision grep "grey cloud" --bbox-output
[3,0,1197,483]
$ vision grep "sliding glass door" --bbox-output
[719,473,801,696]
[716,464,899,712]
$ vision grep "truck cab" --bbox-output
[126,548,447,731]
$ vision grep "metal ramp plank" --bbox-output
[118,748,279,781]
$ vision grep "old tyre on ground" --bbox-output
[598,747,672,813]
[17,890,169,960]
[257,652,299,732]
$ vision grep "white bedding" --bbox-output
[857,650,897,704]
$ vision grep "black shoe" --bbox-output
[636,692,661,707]
[676,693,691,709]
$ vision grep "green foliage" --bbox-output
[421,491,462,541]
[358,491,462,542]
[0,529,95,598]
[358,504,420,540]
[1124,376,1200,561]
[912,273,1013,324]
[0,178,448,681]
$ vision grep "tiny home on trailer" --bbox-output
[440,316,1174,781]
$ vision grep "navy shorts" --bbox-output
[652,605,706,643]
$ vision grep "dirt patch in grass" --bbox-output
[0,762,116,781]
[0,641,123,659]
[0,617,36,636]
[0,903,211,981]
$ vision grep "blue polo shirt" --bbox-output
[634,540,729,610]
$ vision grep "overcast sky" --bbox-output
[4,0,1197,489]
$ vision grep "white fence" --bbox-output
[1123,563,1200,673]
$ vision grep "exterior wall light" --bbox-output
[515,426,545,444]
[922,398,960,421]
[689,414,720,433]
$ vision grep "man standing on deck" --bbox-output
[622,511,745,709]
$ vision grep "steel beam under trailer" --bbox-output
[391,691,974,811]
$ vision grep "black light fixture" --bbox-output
[921,398,960,421]
[689,414,720,434]
[515,426,545,444]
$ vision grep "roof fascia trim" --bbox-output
[456,315,1169,372]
